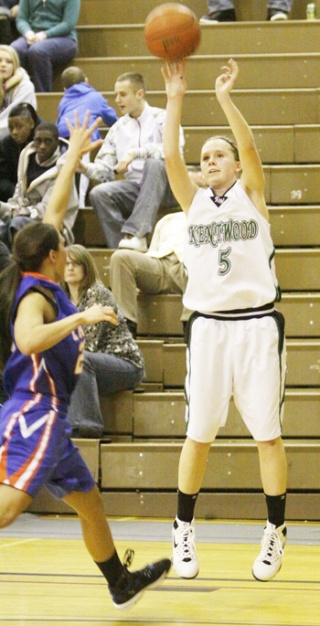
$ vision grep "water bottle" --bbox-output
[306,3,317,20]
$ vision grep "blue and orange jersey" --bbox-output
[3,273,85,408]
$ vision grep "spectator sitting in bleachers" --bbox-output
[0,102,41,202]
[200,0,294,23]
[0,44,36,139]
[0,121,78,248]
[11,0,80,92]
[57,66,118,207]
[77,71,184,251]
[62,244,145,439]
[110,211,190,340]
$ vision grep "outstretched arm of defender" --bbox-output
[43,111,103,231]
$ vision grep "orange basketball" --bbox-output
[144,3,201,61]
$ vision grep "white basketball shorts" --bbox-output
[185,310,286,443]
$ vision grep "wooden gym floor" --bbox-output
[0,514,319,625]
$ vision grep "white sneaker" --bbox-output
[252,521,287,582]
[199,16,219,24]
[270,11,288,21]
[118,236,147,252]
[172,517,199,579]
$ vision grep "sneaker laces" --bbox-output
[175,522,196,562]
[122,548,135,570]
[121,548,158,585]
[259,526,284,564]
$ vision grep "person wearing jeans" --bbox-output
[89,157,178,250]
[201,0,294,22]
[79,71,184,252]
[63,244,145,438]
[11,0,80,92]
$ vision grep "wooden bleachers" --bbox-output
[135,338,320,388]
[29,0,320,520]
[37,89,320,127]
[86,244,320,292]
[52,54,320,93]
[74,203,320,248]
[75,20,320,57]
[77,0,311,25]
[136,291,320,338]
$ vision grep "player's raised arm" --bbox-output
[43,112,103,231]
[162,61,198,212]
[215,59,268,219]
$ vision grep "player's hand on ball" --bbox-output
[161,61,187,99]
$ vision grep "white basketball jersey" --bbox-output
[183,181,279,314]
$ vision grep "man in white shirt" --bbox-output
[109,211,189,337]
[79,72,184,251]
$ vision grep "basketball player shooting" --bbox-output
[162,57,288,584]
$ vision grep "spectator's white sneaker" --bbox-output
[270,11,288,21]
[199,15,219,24]
[172,517,199,579]
[118,236,147,252]
[252,521,287,582]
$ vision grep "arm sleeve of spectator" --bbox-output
[20,179,57,220]
[134,109,185,160]
[99,97,118,128]
[41,0,80,39]
[15,0,32,35]
[86,135,116,182]
[81,284,119,349]
[0,81,37,138]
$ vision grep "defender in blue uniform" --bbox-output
[0,115,170,610]
[0,271,90,497]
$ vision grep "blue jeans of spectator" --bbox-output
[67,351,144,431]
[11,36,78,92]
[89,159,178,248]
[207,0,293,11]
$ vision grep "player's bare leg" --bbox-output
[253,437,287,581]
[64,485,171,609]
[173,437,211,579]
[0,484,32,527]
